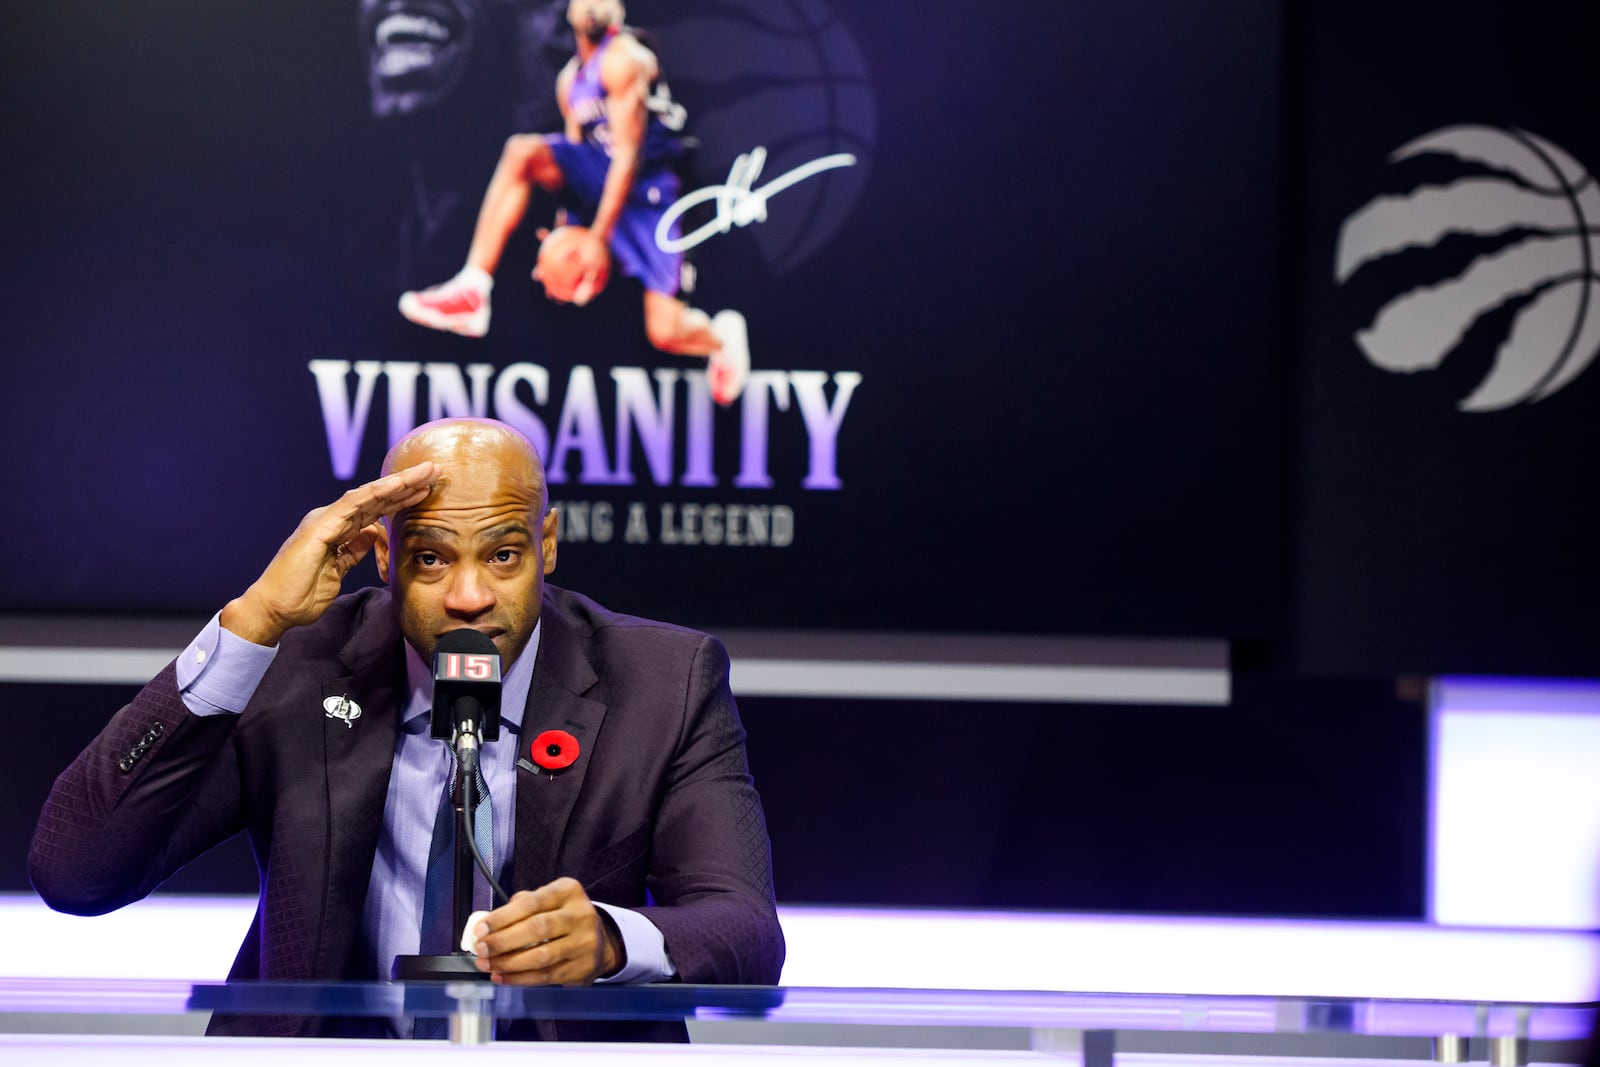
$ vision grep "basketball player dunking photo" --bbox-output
[398,0,751,406]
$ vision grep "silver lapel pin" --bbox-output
[323,695,362,728]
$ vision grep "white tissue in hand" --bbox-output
[461,910,491,953]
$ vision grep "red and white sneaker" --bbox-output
[399,270,492,337]
[708,309,750,406]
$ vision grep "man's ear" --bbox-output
[373,521,392,584]
[542,508,559,576]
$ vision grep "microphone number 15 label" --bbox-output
[439,653,499,681]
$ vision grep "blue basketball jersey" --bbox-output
[551,28,689,295]
[565,29,686,162]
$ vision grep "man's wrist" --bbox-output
[219,589,286,648]
[591,902,673,984]
[596,906,626,979]
[178,612,278,717]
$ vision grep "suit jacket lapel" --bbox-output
[315,598,404,978]
[514,594,608,894]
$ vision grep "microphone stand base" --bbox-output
[392,952,492,982]
[392,955,496,1044]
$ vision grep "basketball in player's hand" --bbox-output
[534,226,610,305]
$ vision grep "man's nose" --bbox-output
[443,563,495,616]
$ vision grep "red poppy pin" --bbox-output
[530,729,580,773]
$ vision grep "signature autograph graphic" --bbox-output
[655,147,858,253]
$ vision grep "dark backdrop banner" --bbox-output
[0,0,1284,638]
[1289,1,1600,676]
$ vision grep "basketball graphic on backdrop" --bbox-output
[1334,125,1600,412]
[646,0,876,275]
[534,225,611,304]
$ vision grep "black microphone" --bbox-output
[431,630,503,751]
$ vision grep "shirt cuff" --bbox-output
[592,902,676,984]
[175,612,278,717]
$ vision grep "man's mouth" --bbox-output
[370,6,464,80]
[440,626,504,644]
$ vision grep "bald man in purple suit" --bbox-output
[30,418,782,1039]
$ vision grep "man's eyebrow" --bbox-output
[400,522,533,544]
[482,522,533,542]
[399,525,453,544]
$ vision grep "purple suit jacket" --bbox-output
[30,584,783,1038]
